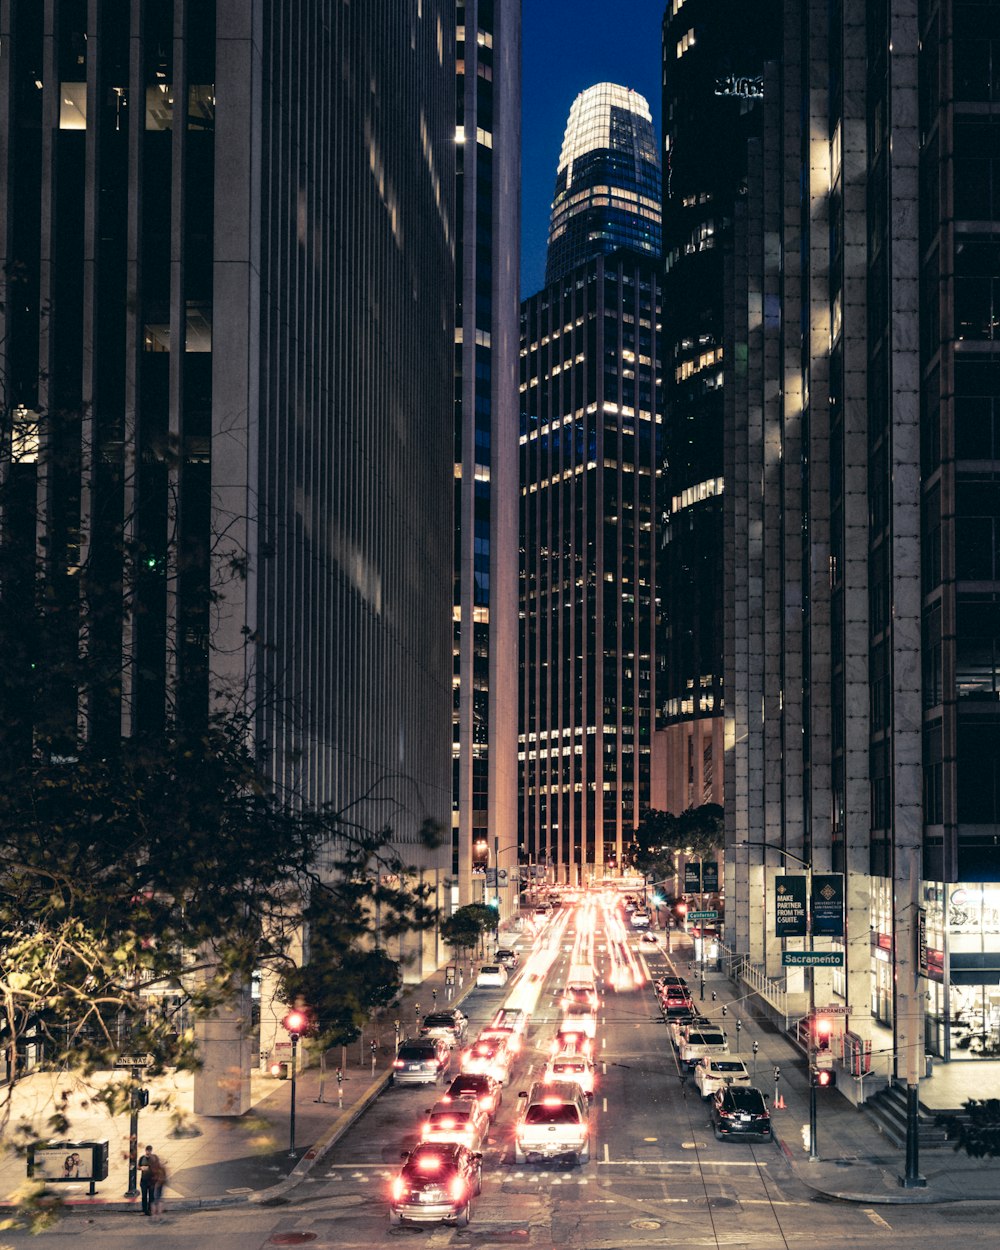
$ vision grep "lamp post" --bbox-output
[282,1008,309,1158]
[737,841,819,1160]
[491,837,522,934]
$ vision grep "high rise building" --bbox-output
[726,0,1000,1088]
[654,0,778,814]
[452,1,521,916]
[545,83,661,288]
[519,86,662,884]
[0,0,455,1108]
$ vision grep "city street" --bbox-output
[4,899,1000,1250]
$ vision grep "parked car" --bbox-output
[514,1080,590,1164]
[494,947,520,969]
[444,1072,503,1120]
[679,1027,730,1070]
[476,964,508,988]
[420,1009,469,1047]
[389,1141,482,1227]
[669,1014,713,1049]
[711,1085,772,1141]
[694,1057,751,1099]
[392,1037,452,1086]
[420,1098,490,1151]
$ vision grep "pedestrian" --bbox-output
[137,1144,159,1216]
[150,1151,168,1220]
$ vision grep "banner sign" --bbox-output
[684,862,702,892]
[811,873,845,937]
[702,861,719,893]
[775,876,807,937]
[917,906,928,977]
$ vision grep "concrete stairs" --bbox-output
[863,1081,951,1149]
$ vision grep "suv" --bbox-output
[712,1085,772,1141]
[420,1010,468,1047]
[514,1080,590,1164]
[445,1072,502,1120]
[389,1141,482,1228]
[392,1037,452,1086]
[543,1050,595,1098]
[494,947,519,970]
[679,1028,729,1070]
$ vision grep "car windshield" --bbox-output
[524,1104,580,1125]
[480,966,501,974]
[713,1062,746,1073]
[424,1015,458,1028]
[449,1077,486,1094]
[398,1044,436,1059]
[405,1146,456,1176]
[430,1110,470,1127]
[688,1033,725,1045]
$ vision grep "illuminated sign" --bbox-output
[714,75,764,99]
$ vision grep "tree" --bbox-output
[630,809,680,885]
[440,903,496,961]
[938,1100,1000,1158]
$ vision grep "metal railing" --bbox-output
[718,943,795,1030]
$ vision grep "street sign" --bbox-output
[688,910,718,920]
[775,876,807,937]
[815,1004,850,1014]
[114,1053,154,1068]
[782,951,844,967]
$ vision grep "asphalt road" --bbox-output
[5,902,1000,1250]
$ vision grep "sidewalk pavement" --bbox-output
[0,944,490,1215]
[660,931,1000,1204]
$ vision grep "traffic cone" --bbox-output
[775,1093,786,1109]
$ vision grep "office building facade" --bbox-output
[0,0,455,1107]
[653,0,778,814]
[726,0,1000,1079]
[452,0,521,916]
[519,85,662,884]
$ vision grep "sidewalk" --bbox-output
[660,931,1000,1204]
[0,945,491,1215]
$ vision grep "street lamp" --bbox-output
[282,1007,310,1157]
[737,841,820,1160]
[490,838,522,936]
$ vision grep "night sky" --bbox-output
[520,0,666,298]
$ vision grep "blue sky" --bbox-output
[520,0,666,297]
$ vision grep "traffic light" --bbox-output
[814,1015,833,1052]
[675,900,688,919]
[811,1068,837,1089]
[282,1008,309,1038]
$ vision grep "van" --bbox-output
[514,1080,590,1163]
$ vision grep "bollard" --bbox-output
[337,1066,344,1106]
[751,1039,759,1083]
[370,1040,377,1075]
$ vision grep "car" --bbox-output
[480,1008,529,1054]
[445,1072,503,1120]
[679,1027,730,1070]
[476,964,509,988]
[656,974,689,992]
[392,1037,452,1086]
[389,1141,482,1227]
[420,1098,490,1151]
[544,1050,596,1097]
[694,1057,752,1099]
[711,1085,772,1141]
[460,1035,513,1083]
[514,1080,591,1164]
[420,1010,469,1047]
[552,1026,594,1057]
[639,931,659,945]
[562,965,599,1011]
[494,947,520,969]
[630,909,650,928]
[669,1014,713,1048]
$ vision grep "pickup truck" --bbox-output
[679,1028,730,1070]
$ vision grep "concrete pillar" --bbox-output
[193,989,252,1117]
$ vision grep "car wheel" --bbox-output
[514,1143,526,1164]
[453,1202,471,1228]
[474,1166,483,1196]
[578,1143,590,1164]
[388,1209,403,1226]
[713,1126,724,1141]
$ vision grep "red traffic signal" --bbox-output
[675,901,688,917]
[811,1068,837,1088]
[282,1008,309,1036]
[814,1016,833,1050]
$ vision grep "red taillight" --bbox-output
[448,1176,467,1202]
[391,1177,407,1201]
[393,1059,404,1068]
[479,1096,494,1111]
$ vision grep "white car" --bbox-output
[461,1036,513,1084]
[630,909,650,928]
[559,1008,597,1039]
[544,1051,595,1097]
[420,1098,491,1151]
[694,1057,751,1099]
[476,964,508,988]
[680,1028,730,1070]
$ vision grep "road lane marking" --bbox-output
[596,1159,768,1167]
[863,1209,893,1230]
[604,1142,610,1163]
[602,1097,608,1112]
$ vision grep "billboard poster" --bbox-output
[775,875,807,937]
[701,861,719,893]
[811,873,845,937]
[684,862,702,892]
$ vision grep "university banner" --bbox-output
[701,861,719,892]
[775,875,807,937]
[811,873,845,937]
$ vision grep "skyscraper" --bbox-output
[452,1,521,916]
[545,83,662,288]
[519,86,662,884]
[0,0,455,1110]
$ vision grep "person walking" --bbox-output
[137,1145,159,1217]
[149,1151,168,1221]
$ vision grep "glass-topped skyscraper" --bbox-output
[545,83,662,287]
